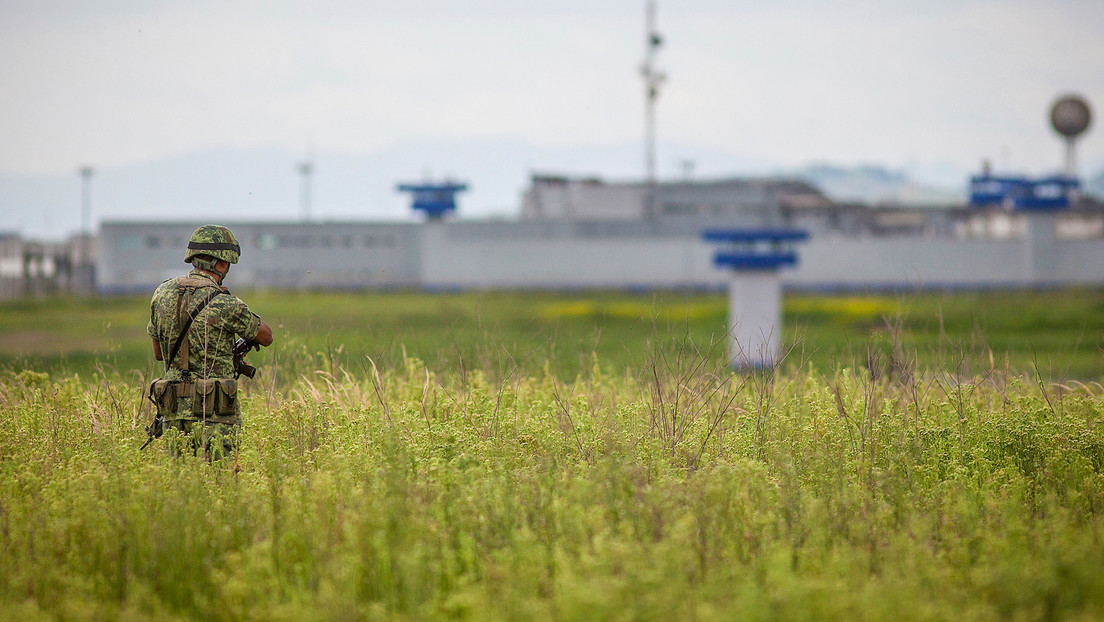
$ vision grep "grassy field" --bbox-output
[2,289,1104,620]
[3,288,1104,380]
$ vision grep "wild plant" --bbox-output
[3,306,1104,620]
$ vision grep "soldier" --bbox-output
[146,224,274,460]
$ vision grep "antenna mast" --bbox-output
[640,0,662,190]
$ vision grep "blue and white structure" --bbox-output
[89,90,1100,297]
[969,173,1081,210]
[396,181,469,221]
[703,228,809,370]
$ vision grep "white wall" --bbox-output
[98,217,1104,293]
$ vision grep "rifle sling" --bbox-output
[166,289,225,372]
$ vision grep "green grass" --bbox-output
[1,289,1104,619]
[3,288,1103,380]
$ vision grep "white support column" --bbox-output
[728,271,782,370]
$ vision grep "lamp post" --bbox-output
[79,166,93,235]
[77,166,95,293]
[297,160,313,222]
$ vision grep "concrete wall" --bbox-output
[790,236,1029,289]
[98,221,424,292]
[421,224,716,289]
[98,216,1104,294]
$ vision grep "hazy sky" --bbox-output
[2,0,1103,179]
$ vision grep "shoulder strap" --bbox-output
[165,289,225,371]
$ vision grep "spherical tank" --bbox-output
[1050,94,1092,138]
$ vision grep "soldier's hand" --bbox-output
[255,321,274,347]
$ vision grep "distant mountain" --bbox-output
[0,140,776,240]
[5,140,1096,241]
[798,163,966,206]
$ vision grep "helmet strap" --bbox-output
[191,256,227,282]
[188,254,229,280]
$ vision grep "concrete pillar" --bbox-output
[727,270,782,369]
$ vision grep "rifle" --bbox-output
[140,413,164,450]
[233,338,261,379]
[141,378,169,450]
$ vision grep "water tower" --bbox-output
[1050,94,1092,178]
[1006,94,1094,285]
[970,95,1091,211]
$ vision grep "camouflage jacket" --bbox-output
[147,270,262,383]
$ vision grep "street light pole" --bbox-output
[76,165,95,293]
[79,166,93,237]
[78,166,94,267]
[640,1,665,219]
[298,160,313,221]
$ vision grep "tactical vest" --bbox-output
[148,276,240,422]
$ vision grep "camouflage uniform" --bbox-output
[147,225,262,460]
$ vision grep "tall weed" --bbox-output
[1,333,1104,620]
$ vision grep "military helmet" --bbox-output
[184,224,241,264]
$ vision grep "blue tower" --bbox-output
[968,173,1080,210]
[396,181,469,221]
[702,228,809,370]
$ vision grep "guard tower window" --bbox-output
[117,235,142,250]
[278,235,311,248]
[256,234,278,250]
[662,203,698,216]
[363,235,397,248]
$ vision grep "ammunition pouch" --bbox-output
[192,378,239,418]
[149,377,239,419]
[149,379,181,417]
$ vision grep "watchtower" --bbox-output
[703,228,809,370]
[396,181,469,221]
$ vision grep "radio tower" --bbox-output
[641,1,665,218]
